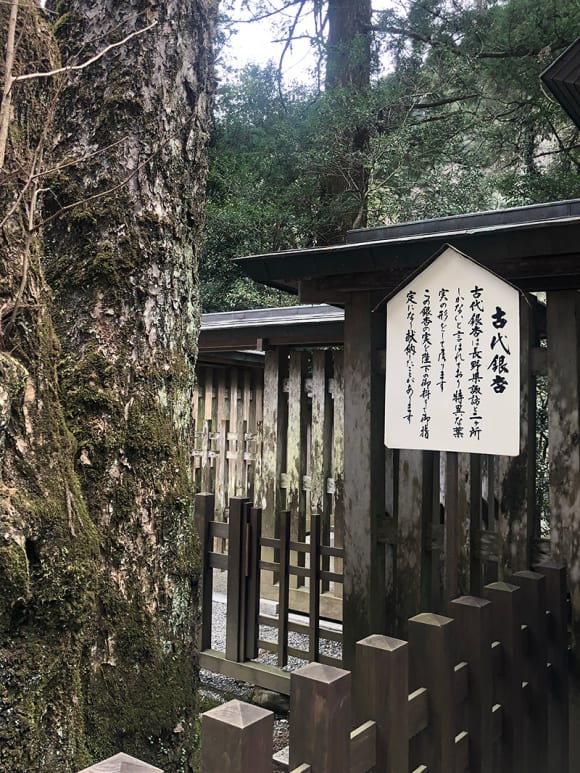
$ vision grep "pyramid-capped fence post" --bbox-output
[77,752,163,772]
[354,634,409,773]
[483,581,525,773]
[512,570,548,773]
[408,612,457,773]
[201,700,273,773]
[535,561,568,773]
[289,662,351,772]
[449,595,494,773]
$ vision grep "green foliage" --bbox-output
[205,1,580,312]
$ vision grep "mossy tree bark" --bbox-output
[0,1,217,770]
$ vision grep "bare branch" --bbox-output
[10,20,158,88]
[0,0,20,170]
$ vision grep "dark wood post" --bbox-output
[244,505,262,659]
[309,511,321,662]
[354,634,409,773]
[534,561,568,773]
[226,497,249,662]
[512,570,548,773]
[342,292,386,667]
[449,595,494,773]
[278,509,291,667]
[483,581,525,773]
[408,612,456,773]
[195,492,215,651]
[201,700,273,773]
[289,662,351,773]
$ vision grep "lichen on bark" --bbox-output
[0,0,217,769]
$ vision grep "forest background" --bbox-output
[203,0,580,312]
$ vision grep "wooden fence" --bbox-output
[196,493,343,693]
[201,562,568,773]
[193,349,345,549]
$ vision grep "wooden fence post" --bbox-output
[195,492,215,651]
[309,511,321,662]
[278,508,291,667]
[534,561,568,773]
[201,700,273,773]
[289,662,351,773]
[483,581,525,773]
[449,595,494,773]
[354,634,409,773]
[226,497,249,662]
[408,612,456,773]
[512,570,548,773]
[77,752,163,772]
[244,505,262,660]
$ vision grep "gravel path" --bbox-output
[199,570,343,761]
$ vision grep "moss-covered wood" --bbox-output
[0,1,217,770]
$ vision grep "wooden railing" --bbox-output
[196,493,343,693]
[200,562,568,773]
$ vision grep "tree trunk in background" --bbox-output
[317,0,372,245]
[0,1,217,770]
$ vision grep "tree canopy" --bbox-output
[202,0,580,312]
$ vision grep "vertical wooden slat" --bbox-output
[546,290,580,659]
[470,454,483,595]
[445,451,459,603]
[253,368,265,506]
[278,509,291,667]
[309,512,321,662]
[201,700,273,773]
[195,492,215,651]
[287,351,307,589]
[354,634,409,773]
[201,367,214,492]
[289,663,351,773]
[449,595,494,773]
[241,369,252,495]
[244,506,262,660]
[425,451,442,613]
[497,296,534,579]
[534,561,568,773]
[226,497,249,662]
[396,449,425,636]
[261,349,288,536]
[512,570,548,773]
[311,350,333,591]
[457,452,471,597]
[343,294,386,666]
[408,613,456,773]
[215,370,228,522]
[483,581,525,773]
[228,370,238,502]
[332,350,345,550]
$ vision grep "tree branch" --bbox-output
[9,20,158,88]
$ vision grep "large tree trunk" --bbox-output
[317,0,372,245]
[0,1,217,770]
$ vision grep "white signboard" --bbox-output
[385,245,520,456]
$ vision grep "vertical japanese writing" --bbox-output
[403,290,417,423]
[469,285,484,440]
[452,290,465,438]
[420,289,432,438]
[489,305,511,393]
[437,288,449,391]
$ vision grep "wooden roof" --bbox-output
[198,304,344,352]
[541,38,580,130]
[235,199,580,303]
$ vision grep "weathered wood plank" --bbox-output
[289,663,351,773]
[201,700,273,773]
[354,634,409,773]
[408,613,456,773]
[546,290,580,660]
[343,294,386,665]
[195,493,215,651]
